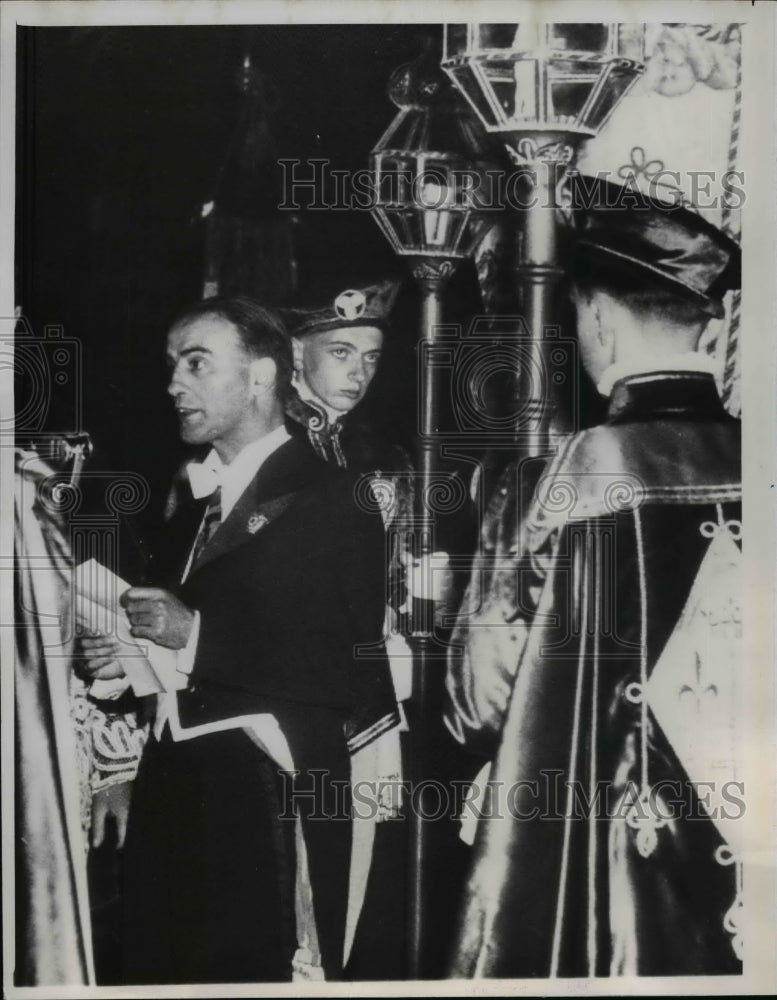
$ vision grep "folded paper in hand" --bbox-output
[75,559,185,697]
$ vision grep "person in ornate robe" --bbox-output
[14,445,146,986]
[444,178,743,977]
[81,296,397,984]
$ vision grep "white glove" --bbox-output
[405,551,452,603]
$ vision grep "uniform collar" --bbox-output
[291,373,346,427]
[596,351,719,398]
[606,368,728,424]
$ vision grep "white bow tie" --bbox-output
[186,460,221,500]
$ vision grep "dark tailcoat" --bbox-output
[446,371,743,977]
[285,390,481,979]
[123,436,395,984]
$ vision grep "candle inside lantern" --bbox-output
[420,178,453,247]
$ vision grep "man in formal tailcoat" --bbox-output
[444,177,743,977]
[83,296,397,984]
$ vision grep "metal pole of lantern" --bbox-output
[442,22,647,459]
[406,255,454,978]
[369,58,490,978]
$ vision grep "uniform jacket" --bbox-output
[285,389,478,620]
[285,389,412,478]
[445,371,743,977]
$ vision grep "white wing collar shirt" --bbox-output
[185,422,292,530]
[155,423,291,738]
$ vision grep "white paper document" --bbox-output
[74,559,185,697]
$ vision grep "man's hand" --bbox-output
[120,587,195,650]
[80,635,125,680]
[91,781,133,849]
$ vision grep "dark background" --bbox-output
[15,25,594,982]
[16,26,490,981]
[16,23,487,528]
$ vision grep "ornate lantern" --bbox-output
[442,23,645,143]
[368,60,492,615]
[369,59,492,978]
[442,23,646,454]
[370,62,492,262]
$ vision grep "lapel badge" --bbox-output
[247,512,269,535]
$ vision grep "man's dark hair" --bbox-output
[573,257,710,329]
[171,296,293,398]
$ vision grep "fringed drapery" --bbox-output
[14,451,95,986]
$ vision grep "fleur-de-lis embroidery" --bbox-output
[678,653,718,712]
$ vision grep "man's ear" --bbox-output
[573,287,597,337]
[595,293,616,362]
[291,337,304,372]
[594,298,606,344]
[249,356,278,396]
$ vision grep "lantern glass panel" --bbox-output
[615,23,646,62]
[548,80,596,123]
[418,171,454,210]
[375,156,410,206]
[478,23,524,51]
[450,213,470,254]
[380,111,425,157]
[423,208,453,248]
[402,113,428,151]
[550,23,610,55]
[371,203,491,258]
[444,23,469,58]
[396,209,420,249]
[487,58,539,122]
[553,57,608,75]
[510,23,545,55]
[371,208,401,255]
[582,64,638,131]
[447,64,500,127]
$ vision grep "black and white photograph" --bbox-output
[2,1,775,995]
